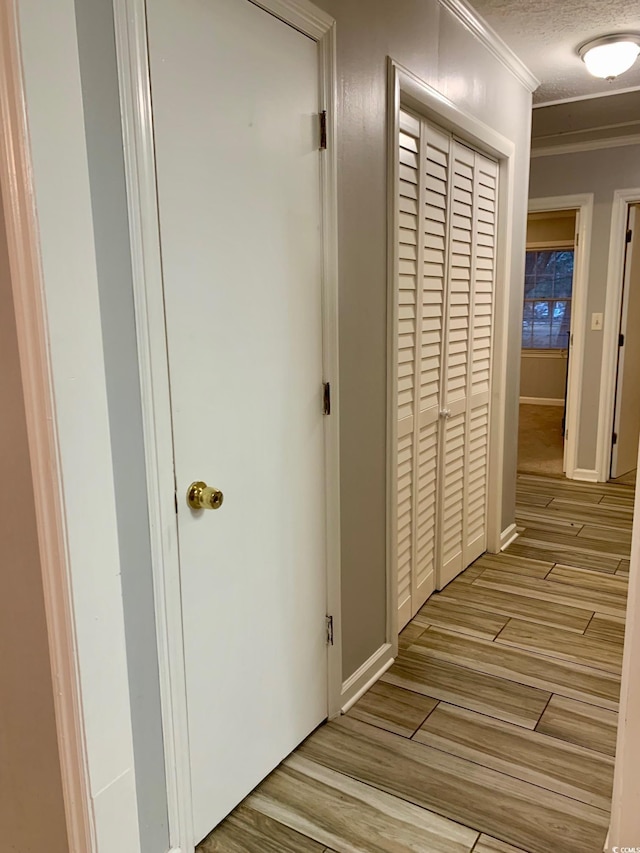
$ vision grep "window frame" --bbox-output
[522,242,575,353]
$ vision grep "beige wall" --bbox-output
[526,212,575,245]
[312,0,533,675]
[0,199,68,846]
[520,354,567,400]
[529,144,640,472]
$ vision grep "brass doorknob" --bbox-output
[187,481,224,510]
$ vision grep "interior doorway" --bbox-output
[610,204,640,486]
[518,208,577,476]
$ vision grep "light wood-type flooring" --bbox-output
[199,473,633,853]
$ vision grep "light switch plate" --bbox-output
[591,312,603,331]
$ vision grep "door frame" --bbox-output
[386,59,516,652]
[597,188,640,483]
[527,195,593,481]
[112,1,340,850]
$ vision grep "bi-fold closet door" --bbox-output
[396,108,498,630]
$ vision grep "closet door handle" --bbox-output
[439,408,451,420]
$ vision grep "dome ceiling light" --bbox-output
[578,34,640,81]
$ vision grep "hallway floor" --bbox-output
[199,474,632,853]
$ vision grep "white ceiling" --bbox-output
[468,0,640,105]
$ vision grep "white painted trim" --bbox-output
[251,0,333,38]
[533,84,640,110]
[0,2,94,848]
[437,0,539,93]
[519,397,565,406]
[610,469,640,847]
[386,59,518,636]
[531,134,640,159]
[573,468,599,483]
[386,61,401,659]
[597,188,640,484]
[113,0,193,847]
[521,350,567,359]
[500,523,519,551]
[526,240,576,249]
[340,644,394,714]
[528,195,594,482]
[113,1,340,849]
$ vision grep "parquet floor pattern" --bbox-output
[199,474,633,853]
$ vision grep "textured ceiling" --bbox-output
[469,0,640,104]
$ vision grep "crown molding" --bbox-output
[533,84,640,109]
[438,0,539,93]
[531,133,640,158]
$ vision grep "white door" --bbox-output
[145,0,328,841]
[612,205,640,479]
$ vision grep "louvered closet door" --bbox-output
[396,111,445,629]
[396,110,420,629]
[395,111,498,619]
[438,141,498,589]
[439,142,475,585]
[464,153,498,566]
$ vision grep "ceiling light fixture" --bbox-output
[578,34,640,81]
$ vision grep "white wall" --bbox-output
[529,144,640,470]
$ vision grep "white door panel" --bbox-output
[612,206,640,479]
[146,0,327,840]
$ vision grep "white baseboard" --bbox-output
[519,396,564,406]
[571,468,599,483]
[500,522,519,550]
[340,643,394,714]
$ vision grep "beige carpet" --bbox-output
[517,404,564,476]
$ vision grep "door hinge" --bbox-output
[174,491,178,514]
[323,381,331,415]
[620,333,625,347]
[627,228,633,244]
[576,233,579,246]
[613,432,618,446]
[326,615,334,646]
[319,110,327,150]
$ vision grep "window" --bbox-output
[522,249,574,349]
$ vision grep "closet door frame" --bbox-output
[386,59,516,653]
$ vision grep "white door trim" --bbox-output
[527,194,594,481]
[0,2,94,849]
[112,1,340,850]
[597,188,640,483]
[386,59,516,653]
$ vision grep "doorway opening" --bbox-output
[518,208,576,476]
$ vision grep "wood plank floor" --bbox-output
[198,474,632,853]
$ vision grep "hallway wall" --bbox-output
[311,0,534,675]
[0,187,69,851]
[529,143,640,472]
